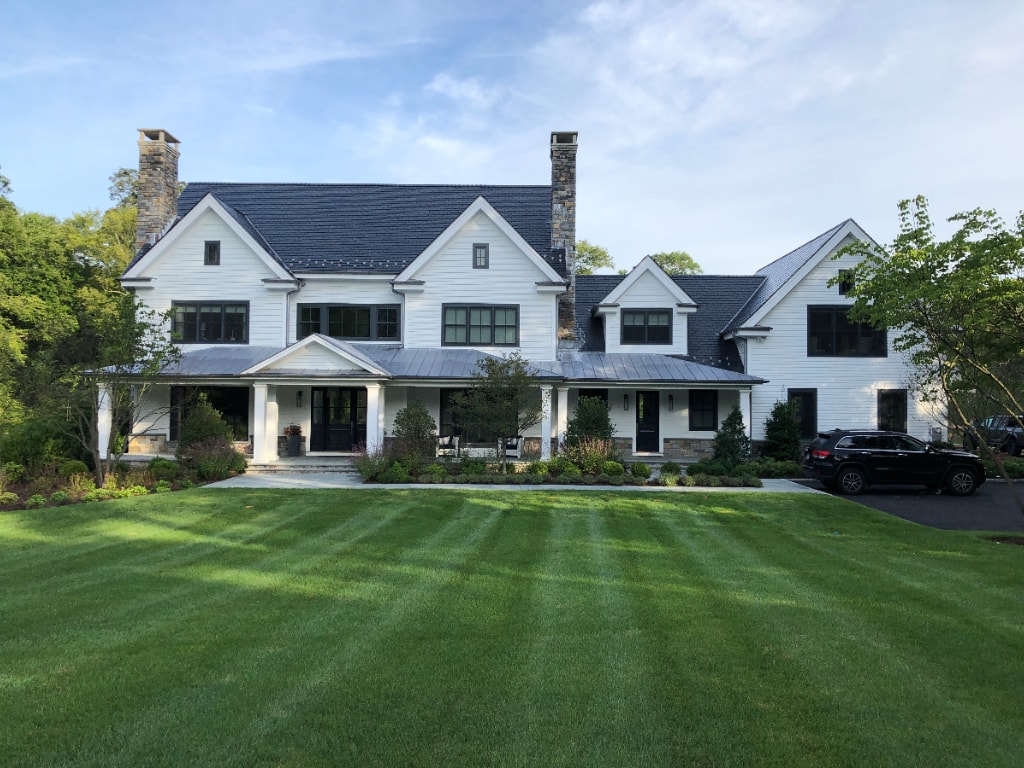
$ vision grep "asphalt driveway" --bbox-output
[802,479,1024,532]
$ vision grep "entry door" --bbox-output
[310,387,367,451]
[636,390,660,452]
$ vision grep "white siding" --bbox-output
[288,279,399,345]
[746,241,941,441]
[403,212,559,361]
[133,210,287,347]
[263,345,364,371]
[604,270,689,355]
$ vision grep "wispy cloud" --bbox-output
[0,55,87,80]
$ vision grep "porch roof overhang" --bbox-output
[558,352,766,387]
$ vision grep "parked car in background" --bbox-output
[962,414,1024,456]
[804,429,985,496]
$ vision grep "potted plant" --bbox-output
[284,424,303,457]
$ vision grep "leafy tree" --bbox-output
[762,400,801,461]
[575,240,614,275]
[712,406,751,469]
[836,196,1024,513]
[452,352,543,473]
[565,396,614,446]
[391,400,437,464]
[649,250,702,275]
[0,166,10,198]
[108,167,138,207]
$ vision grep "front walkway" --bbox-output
[207,474,822,493]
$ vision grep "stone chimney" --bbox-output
[136,129,181,250]
[551,131,578,342]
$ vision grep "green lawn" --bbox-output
[1,489,1022,767]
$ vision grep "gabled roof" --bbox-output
[597,256,697,308]
[242,335,389,377]
[139,183,563,276]
[725,219,873,332]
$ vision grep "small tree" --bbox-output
[762,400,801,461]
[176,394,245,481]
[452,352,543,473]
[713,406,750,470]
[565,396,614,446]
[391,400,437,466]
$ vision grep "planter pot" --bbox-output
[286,435,302,457]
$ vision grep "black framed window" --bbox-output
[172,302,248,343]
[622,309,672,344]
[788,388,818,439]
[443,304,518,346]
[838,270,854,295]
[297,304,400,341]
[807,306,886,357]
[689,390,718,431]
[473,243,489,269]
[878,389,908,432]
[204,241,220,265]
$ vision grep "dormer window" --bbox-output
[838,269,854,295]
[204,241,221,266]
[622,309,671,344]
[473,243,489,269]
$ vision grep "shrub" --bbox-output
[657,474,679,487]
[148,457,179,482]
[983,457,1024,479]
[603,474,625,486]
[354,448,391,480]
[379,463,410,484]
[178,438,246,482]
[565,438,615,474]
[547,455,577,477]
[712,406,751,469]
[422,463,447,478]
[601,460,625,476]
[176,395,233,452]
[152,480,173,493]
[526,461,549,476]
[565,396,614,446]
[0,417,81,471]
[747,458,803,479]
[49,490,72,506]
[59,459,90,478]
[2,461,25,486]
[461,458,488,475]
[25,494,47,509]
[65,473,95,495]
[558,464,583,480]
[659,461,681,476]
[630,462,651,479]
[761,400,802,462]
[391,401,438,462]
[0,491,19,507]
[686,458,729,477]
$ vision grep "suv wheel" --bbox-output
[1004,437,1020,457]
[836,467,867,495]
[945,468,978,496]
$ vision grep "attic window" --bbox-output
[838,269,854,295]
[204,241,221,266]
[473,243,489,269]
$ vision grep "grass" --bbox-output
[1,489,1022,767]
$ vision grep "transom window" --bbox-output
[172,302,248,344]
[443,305,518,346]
[622,309,671,344]
[473,243,489,269]
[298,304,400,341]
[807,306,887,357]
[689,390,718,431]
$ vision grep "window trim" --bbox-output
[442,304,519,347]
[807,305,887,358]
[171,301,249,344]
[688,390,718,431]
[621,308,673,345]
[204,241,221,266]
[788,388,818,440]
[473,243,489,269]
[296,303,401,342]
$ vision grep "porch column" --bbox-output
[366,383,384,454]
[556,386,569,451]
[740,388,752,438]
[540,385,552,460]
[253,384,280,462]
[97,384,112,460]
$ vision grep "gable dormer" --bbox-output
[594,256,697,355]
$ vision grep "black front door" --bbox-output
[636,390,660,452]
[310,387,367,451]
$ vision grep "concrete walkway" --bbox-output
[208,473,822,493]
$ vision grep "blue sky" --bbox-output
[2,0,1021,274]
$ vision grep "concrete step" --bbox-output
[246,459,360,475]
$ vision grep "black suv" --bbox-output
[803,429,985,496]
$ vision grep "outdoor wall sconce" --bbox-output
[623,394,630,411]
[296,390,304,408]
[668,394,674,411]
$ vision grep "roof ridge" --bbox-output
[755,218,851,275]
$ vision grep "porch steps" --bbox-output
[246,456,361,477]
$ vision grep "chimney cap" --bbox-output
[550,131,578,146]
[138,128,181,145]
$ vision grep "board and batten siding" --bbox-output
[745,240,940,441]
[133,210,286,347]
[603,271,688,355]
[403,211,559,361]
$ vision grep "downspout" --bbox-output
[283,279,304,346]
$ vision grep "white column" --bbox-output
[366,383,384,454]
[265,386,279,460]
[740,388,752,437]
[556,386,569,451]
[253,384,269,463]
[97,384,112,460]
[540,385,552,460]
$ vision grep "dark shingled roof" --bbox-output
[164,183,564,276]
[725,220,850,332]
[574,274,766,372]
